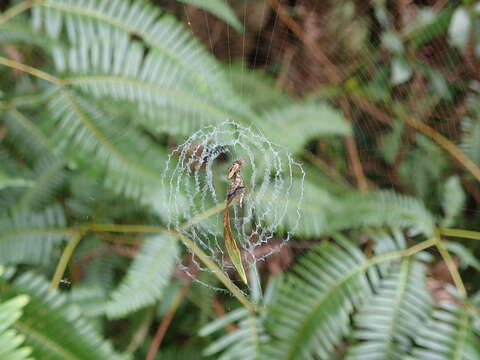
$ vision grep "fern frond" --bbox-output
[260,178,435,238]
[259,102,351,153]
[264,236,407,360]
[0,204,67,265]
[0,16,58,50]
[32,0,233,95]
[441,176,465,227]
[346,258,433,360]
[260,177,334,238]
[327,191,436,237]
[176,0,242,32]
[0,289,32,360]
[3,107,54,160]
[0,272,128,360]
[54,36,253,134]
[0,150,31,210]
[68,285,107,317]
[29,0,258,134]
[106,234,178,318]
[203,313,267,360]
[46,89,167,200]
[18,156,66,210]
[407,302,480,360]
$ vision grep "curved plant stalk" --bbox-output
[175,231,254,312]
[434,231,467,297]
[49,230,84,291]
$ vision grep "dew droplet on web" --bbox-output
[162,121,304,290]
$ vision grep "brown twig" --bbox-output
[276,46,295,89]
[340,98,369,191]
[402,114,480,183]
[264,0,341,83]
[145,284,190,360]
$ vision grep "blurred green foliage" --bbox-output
[0,0,480,359]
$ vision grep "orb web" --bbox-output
[162,121,304,286]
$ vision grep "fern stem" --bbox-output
[403,238,436,256]
[49,231,84,292]
[438,228,480,241]
[0,0,42,25]
[84,224,167,233]
[81,203,227,234]
[434,233,467,298]
[0,56,61,84]
[175,232,255,312]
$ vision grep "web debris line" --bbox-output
[162,121,304,290]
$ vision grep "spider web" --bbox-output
[163,121,304,287]
[158,0,480,289]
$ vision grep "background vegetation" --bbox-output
[1,0,480,359]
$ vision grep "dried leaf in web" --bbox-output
[162,121,304,288]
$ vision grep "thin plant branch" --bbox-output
[145,284,190,360]
[0,56,61,84]
[439,228,480,241]
[49,231,84,292]
[83,223,167,234]
[340,97,369,191]
[402,114,480,183]
[174,231,255,312]
[434,233,467,298]
[403,238,436,256]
